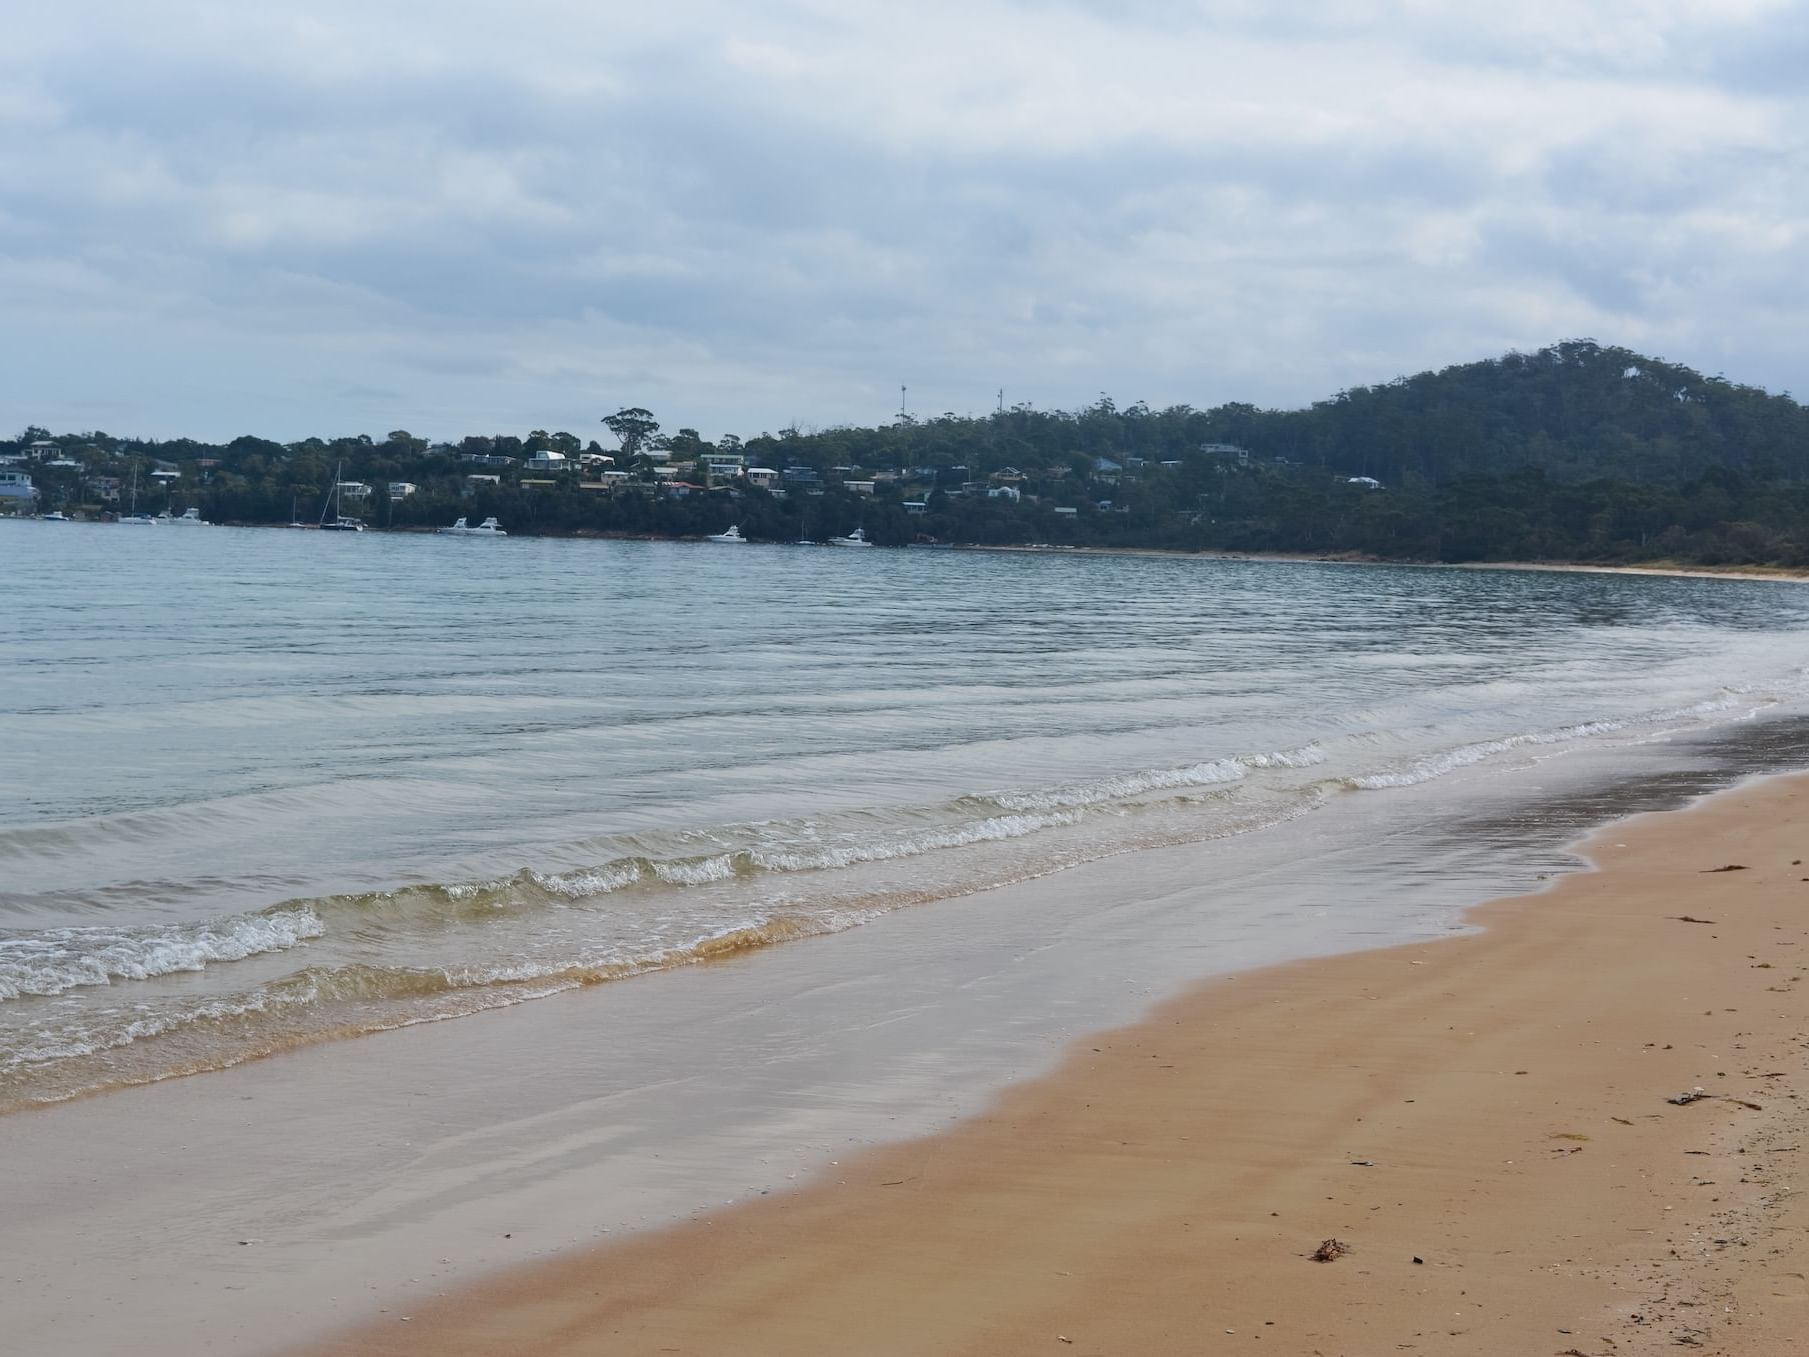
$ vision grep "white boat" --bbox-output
[41,511,68,522]
[828,527,873,547]
[439,516,507,536]
[706,525,747,543]
[317,461,366,532]
[157,507,210,526]
[119,468,157,524]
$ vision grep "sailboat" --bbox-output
[317,462,366,532]
[118,467,158,525]
[287,495,307,528]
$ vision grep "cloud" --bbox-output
[1,0,1805,440]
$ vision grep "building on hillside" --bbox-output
[335,480,371,500]
[387,482,418,498]
[903,500,927,515]
[1092,457,1122,480]
[987,485,1021,501]
[150,469,183,485]
[744,467,780,490]
[781,466,820,488]
[460,453,518,468]
[843,480,876,496]
[24,441,60,460]
[0,470,38,504]
[1343,476,1383,489]
[525,451,570,473]
[463,474,502,496]
[87,475,122,502]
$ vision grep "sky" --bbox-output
[3,0,1806,444]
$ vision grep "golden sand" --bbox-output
[300,775,1809,1356]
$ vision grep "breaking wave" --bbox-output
[1343,696,1751,791]
[0,909,324,1001]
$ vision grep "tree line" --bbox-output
[9,340,1809,566]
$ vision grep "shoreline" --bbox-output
[12,515,1805,582]
[962,541,1809,584]
[298,772,1809,1357]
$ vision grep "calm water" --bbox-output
[4,521,1809,1110]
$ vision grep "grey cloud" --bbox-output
[1,0,1806,440]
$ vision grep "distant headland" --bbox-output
[7,340,1807,568]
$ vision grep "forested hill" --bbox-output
[1253,340,1809,485]
[9,340,1809,566]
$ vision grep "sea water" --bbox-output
[4,521,1809,1113]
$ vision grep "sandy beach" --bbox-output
[294,773,1809,1357]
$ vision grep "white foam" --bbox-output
[0,908,325,1002]
[749,810,1084,872]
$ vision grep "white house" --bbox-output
[987,485,1021,502]
[1343,476,1383,489]
[387,482,418,498]
[336,480,371,500]
[0,470,38,504]
[744,467,780,490]
[843,480,877,496]
[526,450,570,473]
[463,474,502,496]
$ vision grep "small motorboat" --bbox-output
[439,516,507,536]
[706,525,747,543]
[158,507,210,525]
[41,511,68,521]
[828,527,874,547]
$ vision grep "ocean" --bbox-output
[5,520,1809,1116]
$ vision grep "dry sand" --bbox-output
[299,775,1809,1357]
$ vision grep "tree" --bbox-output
[603,408,660,457]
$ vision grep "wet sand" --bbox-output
[300,773,1809,1357]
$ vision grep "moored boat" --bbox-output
[706,525,747,543]
[439,516,507,536]
[317,461,366,532]
[828,527,873,547]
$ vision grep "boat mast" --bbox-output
[318,461,340,527]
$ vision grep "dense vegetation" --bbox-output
[10,340,1809,566]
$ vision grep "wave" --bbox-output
[983,744,1324,812]
[1342,695,1749,791]
[0,908,323,1001]
[2,910,855,1086]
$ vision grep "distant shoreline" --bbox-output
[14,512,1806,582]
[960,541,1809,583]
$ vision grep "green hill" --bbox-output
[9,340,1809,566]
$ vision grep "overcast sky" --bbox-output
[3,0,1805,443]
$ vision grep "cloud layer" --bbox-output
[3,0,1805,440]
